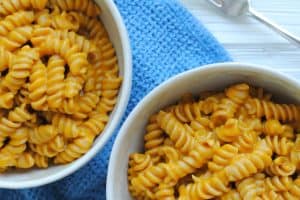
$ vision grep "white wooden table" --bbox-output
[181,0,300,80]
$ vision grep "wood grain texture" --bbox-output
[180,0,300,79]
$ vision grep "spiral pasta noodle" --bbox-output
[50,11,80,31]
[208,144,238,172]
[49,0,101,17]
[130,163,167,194]
[2,46,39,93]
[0,11,34,35]
[232,131,258,153]
[290,135,300,170]
[225,140,272,182]
[144,114,165,151]
[179,171,230,199]
[52,30,98,53]
[215,119,241,142]
[128,153,153,180]
[198,93,223,115]
[0,1,122,172]
[0,0,48,16]
[157,111,196,154]
[54,131,94,163]
[155,183,176,200]
[96,69,122,114]
[30,135,65,158]
[0,26,33,51]
[266,156,296,176]
[28,125,58,145]
[246,98,300,122]
[262,119,285,136]
[28,61,48,111]
[211,98,238,126]
[128,83,300,199]
[15,152,35,169]
[265,135,294,156]
[164,142,213,182]
[265,176,292,192]
[39,36,88,76]
[33,153,48,168]
[0,46,13,72]
[225,83,250,105]
[46,55,65,109]
[236,173,265,199]
[52,113,80,139]
[170,102,202,123]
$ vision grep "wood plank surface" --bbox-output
[181,0,300,79]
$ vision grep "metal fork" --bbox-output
[208,0,300,46]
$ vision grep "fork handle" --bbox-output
[249,7,300,46]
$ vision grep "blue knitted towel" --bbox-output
[0,0,230,199]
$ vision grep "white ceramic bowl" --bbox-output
[0,0,132,189]
[107,62,300,200]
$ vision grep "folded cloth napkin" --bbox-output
[0,0,231,199]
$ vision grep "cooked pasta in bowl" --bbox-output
[0,0,131,188]
[107,63,300,200]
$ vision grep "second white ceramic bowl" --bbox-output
[107,62,300,200]
[0,0,132,189]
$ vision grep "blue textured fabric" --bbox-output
[0,0,231,199]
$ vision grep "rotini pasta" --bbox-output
[39,36,89,76]
[128,153,153,179]
[232,131,258,153]
[49,0,101,17]
[155,183,176,200]
[225,140,272,182]
[52,29,98,53]
[157,111,196,154]
[164,141,213,181]
[211,98,238,126]
[33,153,48,168]
[0,0,48,16]
[179,171,230,199]
[128,83,300,199]
[0,11,34,35]
[265,135,294,156]
[215,119,241,142]
[15,152,35,169]
[170,102,202,123]
[130,163,167,194]
[0,1,122,172]
[28,61,48,111]
[28,125,58,145]
[225,83,250,105]
[0,26,33,51]
[264,176,292,192]
[0,46,13,72]
[236,173,265,199]
[246,98,300,122]
[2,46,39,93]
[144,114,165,151]
[52,113,80,139]
[265,156,296,176]
[54,131,95,163]
[30,135,65,158]
[50,11,80,31]
[198,93,223,115]
[208,144,238,172]
[46,55,65,109]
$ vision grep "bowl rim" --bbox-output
[0,0,132,189]
[106,62,300,199]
